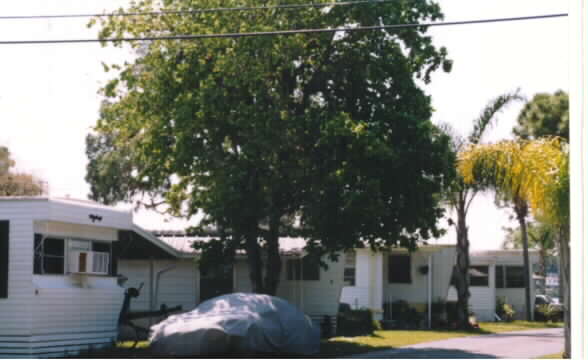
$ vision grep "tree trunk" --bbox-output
[557,225,570,358]
[263,214,282,296]
[514,198,532,321]
[538,248,547,294]
[245,229,265,293]
[455,203,471,329]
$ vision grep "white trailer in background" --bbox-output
[447,250,540,321]
[117,235,345,331]
[339,245,456,324]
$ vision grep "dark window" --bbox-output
[92,241,111,253]
[33,235,65,275]
[287,257,320,281]
[505,266,525,288]
[344,268,355,286]
[388,254,411,284]
[496,265,504,288]
[0,221,9,299]
[469,266,489,287]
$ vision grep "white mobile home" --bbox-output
[0,197,175,358]
[339,245,456,321]
[448,250,539,321]
[117,234,345,330]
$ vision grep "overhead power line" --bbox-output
[0,0,396,20]
[0,13,567,45]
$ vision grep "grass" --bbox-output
[321,320,564,357]
[74,320,563,358]
[536,352,565,359]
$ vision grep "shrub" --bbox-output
[430,298,448,328]
[383,300,425,329]
[336,309,380,337]
[445,301,458,324]
[496,297,515,322]
[536,304,561,323]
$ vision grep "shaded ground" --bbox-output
[73,321,563,358]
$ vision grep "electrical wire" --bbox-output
[0,13,568,45]
[0,0,397,20]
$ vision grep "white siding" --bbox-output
[122,254,345,326]
[0,199,130,358]
[340,286,370,309]
[471,251,538,321]
[277,255,344,320]
[468,264,496,322]
[340,249,384,314]
[0,201,40,357]
[34,221,117,242]
[29,276,123,350]
[118,259,198,327]
[47,200,132,230]
[384,250,435,305]
[431,247,456,302]
[340,246,456,316]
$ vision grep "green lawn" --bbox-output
[76,321,563,358]
[320,321,564,357]
[536,352,565,359]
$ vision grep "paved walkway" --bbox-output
[351,328,564,358]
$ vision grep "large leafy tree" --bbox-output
[514,90,568,141]
[459,138,570,356]
[441,91,522,329]
[86,0,455,294]
[0,146,45,196]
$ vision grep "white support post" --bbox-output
[427,254,432,329]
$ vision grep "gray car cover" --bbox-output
[149,292,320,356]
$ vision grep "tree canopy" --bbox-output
[513,90,569,141]
[86,0,455,293]
[458,137,568,226]
[0,146,45,196]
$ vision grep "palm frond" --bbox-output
[468,89,525,144]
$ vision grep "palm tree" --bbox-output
[503,221,556,286]
[459,137,570,355]
[442,90,523,329]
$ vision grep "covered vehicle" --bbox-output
[149,292,320,356]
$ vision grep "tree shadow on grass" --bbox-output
[352,347,497,358]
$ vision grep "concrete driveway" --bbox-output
[351,328,564,358]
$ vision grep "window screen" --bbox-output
[495,265,505,288]
[287,257,320,281]
[388,254,411,284]
[38,237,65,274]
[505,266,525,288]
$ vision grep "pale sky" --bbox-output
[0,0,568,249]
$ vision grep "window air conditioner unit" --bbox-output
[69,251,110,275]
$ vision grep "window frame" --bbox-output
[286,256,320,281]
[33,234,113,276]
[495,265,505,288]
[495,265,526,289]
[469,265,489,287]
[343,251,356,286]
